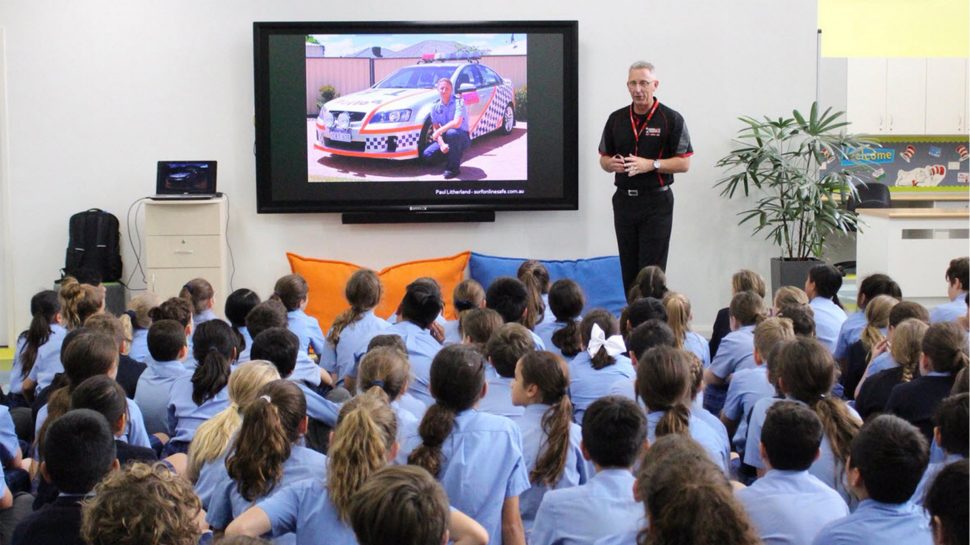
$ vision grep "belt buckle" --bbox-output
[628,190,639,197]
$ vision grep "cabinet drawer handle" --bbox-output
[175,249,194,255]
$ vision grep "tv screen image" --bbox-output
[307,33,527,183]
[254,21,577,218]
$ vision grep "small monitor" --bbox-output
[156,161,217,196]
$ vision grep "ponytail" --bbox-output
[328,270,382,345]
[552,321,582,357]
[518,351,573,486]
[517,260,548,330]
[179,278,215,315]
[19,290,60,379]
[662,292,692,350]
[408,404,457,477]
[890,319,928,384]
[922,322,970,375]
[329,388,397,521]
[227,380,305,501]
[581,310,620,370]
[808,264,845,310]
[860,295,896,351]
[636,346,693,437]
[190,321,234,406]
[59,277,103,330]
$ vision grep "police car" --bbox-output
[315,54,516,160]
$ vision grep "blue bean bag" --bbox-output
[468,252,626,316]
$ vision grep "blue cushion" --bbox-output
[468,252,626,316]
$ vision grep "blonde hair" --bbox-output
[357,347,411,399]
[328,388,397,522]
[663,292,693,349]
[753,317,795,362]
[186,361,279,482]
[773,286,809,311]
[125,292,161,329]
[890,319,929,383]
[81,462,202,545]
[733,270,766,298]
[861,295,898,352]
[59,277,104,330]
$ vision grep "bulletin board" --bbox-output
[836,136,970,192]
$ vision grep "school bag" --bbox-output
[63,208,123,282]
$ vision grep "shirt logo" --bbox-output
[643,128,662,136]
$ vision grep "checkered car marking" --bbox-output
[471,85,514,139]
[364,129,422,152]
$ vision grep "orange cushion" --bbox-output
[286,251,470,332]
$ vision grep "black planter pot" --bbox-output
[769,257,821,296]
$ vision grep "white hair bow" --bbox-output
[587,323,627,358]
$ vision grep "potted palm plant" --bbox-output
[715,102,875,293]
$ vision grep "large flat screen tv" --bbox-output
[253,20,578,221]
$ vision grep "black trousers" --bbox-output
[612,188,674,294]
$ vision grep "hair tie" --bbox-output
[207,345,220,353]
[587,323,627,358]
[182,283,193,295]
[371,380,386,389]
[819,393,828,400]
[453,299,475,312]
[259,395,272,403]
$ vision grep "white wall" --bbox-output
[0,0,819,339]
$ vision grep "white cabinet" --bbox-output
[144,198,228,317]
[846,57,968,135]
[925,58,968,134]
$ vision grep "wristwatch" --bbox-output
[652,159,661,171]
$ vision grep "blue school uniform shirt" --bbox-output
[378,321,442,406]
[442,319,461,345]
[810,297,847,354]
[722,366,776,453]
[865,351,897,378]
[128,328,150,363]
[539,293,556,326]
[22,323,69,394]
[257,480,357,545]
[912,453,964,506]
[403,409,530,545]
[708,325,756,380]
[0,406,21,464]
[509,404,589,531]
[293,382,341,427]
[167,377,231,444]
[593,530,638,545]
[35,395,151,450]
[646,410,729,473]
[205,445,327,533]
[134,357,192,435]
[736,469,849,545]
[478,367,524,418]
[287,309,326,359]
[391,401,421,465]
[834,311,867,361]
[745,396,859,504]
[929,292,969,323]
[534,320,573,359]
[333,310,390,382]
[812,499,932,545]
[397,392,428,421]
[684,331,712,368]
[531,468,643,545]
[530,330,546,350]
[569,352,635,424]
[194,308,219,328]
[691,397,731,454]
[237,326,253,352]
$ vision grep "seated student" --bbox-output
[930,257,969,324]
[704,291,767,415]
[272,273,331,366]
[480,323,535,418]
[225,288,261,355]
[531,396,644,545]
[328,270,391,387]
[772,285,809,315]
[812,415,932,545]
[443,279,486,345]
[912,393,967,505]
[11,290,66,408]
[609,319,676,400]
[568,310,635,423]
[70,376,157,466]
[134,319,192,436]
[180,277,218,328]
[165,320,236,456]
[722,317,794,462]
[225,389,392,544]
[36,331,152,453]
[120,292,161,364]
[349,465,488,545]
[518,259,554,326]
[804,264,847,354]
[711,270,766,360]
[240,300,331,389]
[775,302,815,338]
[619,297,666,340]
[0,412,21,543]
[664,292,711,367]
[459,308,504,355]
[13,409,119,545]
[80,462,211,545]
[204,380,326,535]
[637,347,729,472]
[509,351,589,531]
[736,401,849,545]
[626,265,669,303]
[745,337,862,503]
[886,321,968,441]
[535,279,585,360]
[858,300,930,385]
[924,459,968,545]
[834,274,901,365]
[84,313,146,400]
[357,346,421,461]
[855,319,928,420]
[408,345,530,545]
[486,276,546,349]
[189,361,280,488]
[363,334,427,419]
[684,351,731,447]
[842,294,898,399]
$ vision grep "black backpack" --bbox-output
[64,209,123,282]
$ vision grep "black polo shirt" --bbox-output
[598,99,693,191]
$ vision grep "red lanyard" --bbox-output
[629,100,659,156]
